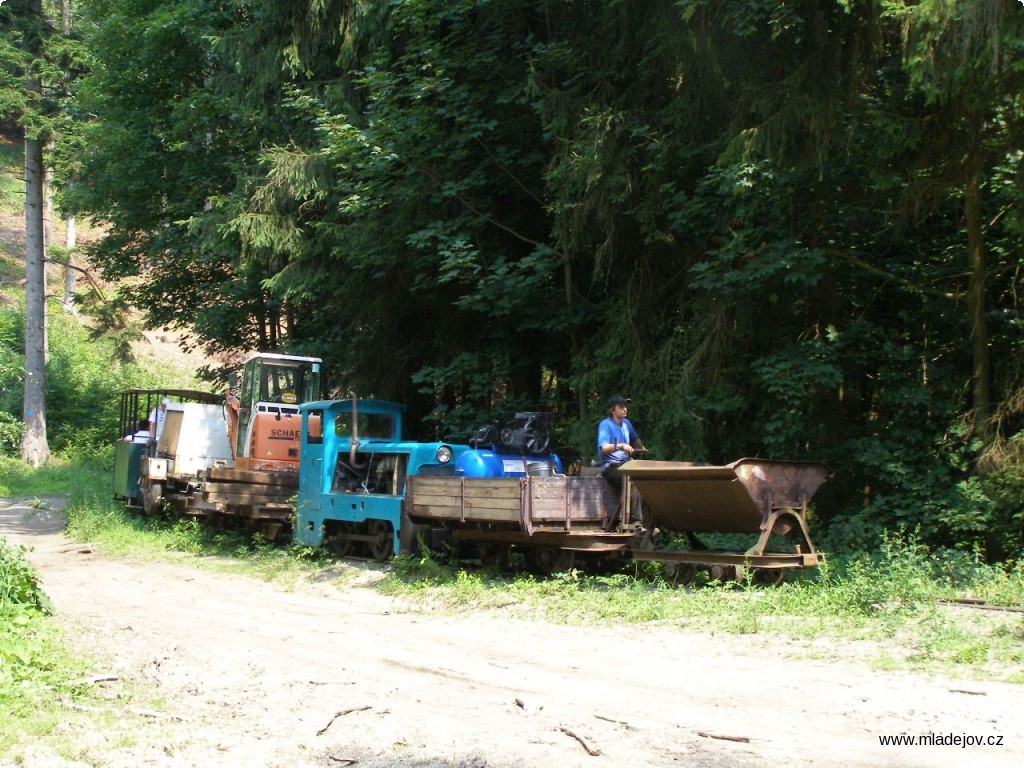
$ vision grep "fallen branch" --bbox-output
[128,707,182,721]
[72,675,119,686]
[317,706,372,736]
[326,757,358,765]
[63,698,181,721]
[59,543,95,554]
[559,726,601,756]
[514,697,542,713]
[697,730,751,744]
[594,713,637,731]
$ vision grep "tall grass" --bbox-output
[0,453,110,500]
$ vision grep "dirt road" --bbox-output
[2,497,1022,768]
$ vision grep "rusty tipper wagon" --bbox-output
[621,458,831,581]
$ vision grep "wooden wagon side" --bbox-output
[405,475,631,552]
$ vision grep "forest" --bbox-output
[1,1,1023,558]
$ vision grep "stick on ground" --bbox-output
[318,706,373,736]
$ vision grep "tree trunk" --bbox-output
[63,216,77,313]
[964,124,991,445]
[22,133,51,466]
[60,0,77,314]
[43,150,53,248]
[563,251,588,447]
[42,143,50,362]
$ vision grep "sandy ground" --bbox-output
[1,496,1022,768]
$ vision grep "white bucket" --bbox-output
[526,461,554,477]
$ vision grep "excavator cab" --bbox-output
[226,353,322,472]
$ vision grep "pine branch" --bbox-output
[832,249,963,301]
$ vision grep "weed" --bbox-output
[0,539,52,614]
[167,518,205,555]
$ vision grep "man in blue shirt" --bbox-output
[597,394,644,469]
[596,395,648,528]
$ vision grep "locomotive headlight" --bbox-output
[435,445,453,464]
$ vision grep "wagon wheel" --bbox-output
[663,562,698,586]
[526,546,574,576]
[326,523,357,557]
[368,520,394,561]
[708,564,743,584]
[142,481,164,516]
[478,544,511,570]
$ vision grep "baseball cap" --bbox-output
[606,394,631,409]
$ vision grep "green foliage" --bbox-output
[979,436,1024,557]
[0,529,72,740]
[0,605,98,747]
[0,537,52,614]
[0,411,22,454]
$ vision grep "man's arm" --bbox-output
[627,422,645,451]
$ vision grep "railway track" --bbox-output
[937,597,1024,613]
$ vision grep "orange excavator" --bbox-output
[224,352,322,472]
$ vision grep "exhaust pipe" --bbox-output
[348,390,361,467]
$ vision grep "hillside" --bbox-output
[0,129,216,380]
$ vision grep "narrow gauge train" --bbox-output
[114,366,831,580]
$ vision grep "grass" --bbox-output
[0,453,111,501]
[0,602,168,763]
[0,606,104,752]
